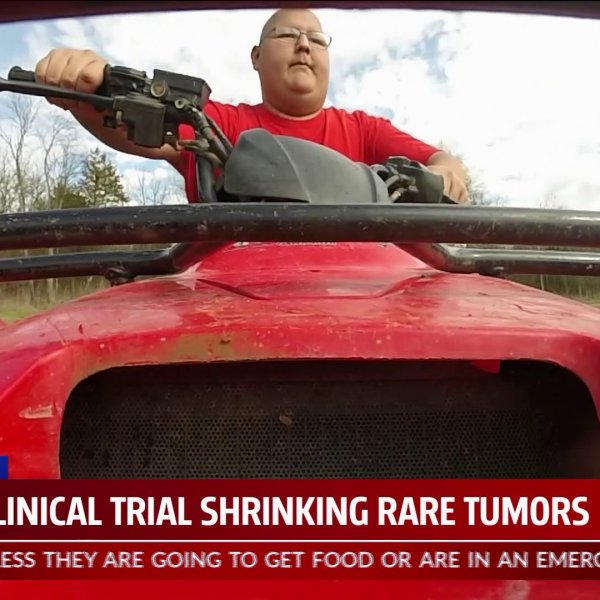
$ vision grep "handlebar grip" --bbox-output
[7,64,111,97]
[8,66,36,82]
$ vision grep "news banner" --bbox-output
[0,460,599,580]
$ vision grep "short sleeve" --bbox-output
[364,114,440,166]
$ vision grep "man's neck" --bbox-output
[262,99,323,120]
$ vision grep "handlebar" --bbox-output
[0,63,226,203]
[1,67,114,110]
[1,64,213,148]
[7,66,36,82]
[9,66,118,98]
[0,63,457,206]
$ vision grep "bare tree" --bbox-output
[0,150,17,213]
[539,184,565,210]
[0,97,43,300]
[35,112,82,210]
[0,97,88,302]
[0,96,41,213]
[133,169,187,206]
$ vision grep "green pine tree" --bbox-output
[48,181,85,210]
[77,148,129,207]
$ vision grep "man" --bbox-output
[34,8,469,204]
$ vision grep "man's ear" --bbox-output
[251,45,260,71]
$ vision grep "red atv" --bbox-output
[0,1,600,598]
[2,59,599,481]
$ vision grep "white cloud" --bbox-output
[38,10,274,105]
[324,10,600,209]
[0,6,598,211]
[323,8,450,65]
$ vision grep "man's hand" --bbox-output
[427,164,469,204]
[33,47,179,166]
[35,48,108,118]
[426,151,469,204]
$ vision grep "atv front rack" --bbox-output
[2,65,599,285]
[1,203,600,284]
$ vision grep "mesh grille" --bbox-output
[59,361,600,479]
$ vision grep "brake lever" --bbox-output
[372,156,461,205]
[2,65,216,151]
[0,77,114,111]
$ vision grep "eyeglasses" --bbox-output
[262,26,332,48]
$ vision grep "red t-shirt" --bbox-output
[177,100,439,203]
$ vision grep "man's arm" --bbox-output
[366,113,469,203]
[71,111,182,169]
[35,48,183,172]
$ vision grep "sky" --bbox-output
[0,6,600,210]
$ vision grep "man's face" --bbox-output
[252,10,331,114]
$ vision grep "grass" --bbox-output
[0,299,56,323]
[584,296,600,307]
[2,288,600,325]
[0,278,108,324]
[0,289,86,324]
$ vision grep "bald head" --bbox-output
[251,7,330,118]
[260,8,324,42]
